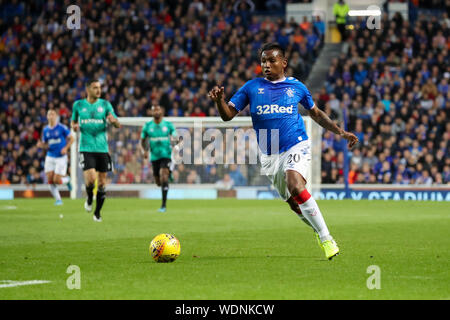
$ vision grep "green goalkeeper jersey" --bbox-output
[72,98,117,153]
[141,119,177,161]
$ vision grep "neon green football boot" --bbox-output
[322,239,340,260]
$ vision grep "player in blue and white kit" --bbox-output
[37,109,74,205]
[209,43,358,260]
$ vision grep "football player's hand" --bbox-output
[107,114,116,123]
[208,86,224,103]
[107,114,121,128]
[140,147,149,160]
[72,123,79,132]
[61,147,68,155]
[341,131,358,149]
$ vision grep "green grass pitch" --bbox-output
[0,198,448,300]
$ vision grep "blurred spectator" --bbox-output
[203,165,220,184]
[0,1,447,189]
[0,0,325,186]
[0,172,10,185]
[228,164,247,186]
[313,16,325,42]
[118,169,135,184]
[190,106,206,117]
[186,169,201,184]
[215,173,233,190]
[320,11,449,186]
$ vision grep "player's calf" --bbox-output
[287,197,312,228]
[292,188,333,243]
[46,173,63,204]
[159,169,170,210]
[85,183,95,206]
[94,185,106,219]
[286,171,333,243]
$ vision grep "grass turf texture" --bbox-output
[0,198,448,300]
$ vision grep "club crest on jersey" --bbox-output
[97,106,103,113]
[285,88,294,98]
[162,126,168,132]
[82,108,87,112]
[258,88,264,94]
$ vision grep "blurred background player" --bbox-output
[209,43,358,260]
[140,105,177,212]
[71,79,121,222]
[37,109,73,205]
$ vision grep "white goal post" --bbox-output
[70,116,322,199]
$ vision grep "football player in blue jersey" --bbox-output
[209,43,358,260]
[37,109,74,205]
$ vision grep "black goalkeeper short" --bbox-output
[151,158,171,178]
[79,152,113,172]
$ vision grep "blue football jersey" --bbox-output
[42,123,71,157]
[229,76,315,154]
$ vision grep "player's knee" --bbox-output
[160,170,169,180]
[86,183,95,190]
[98,181,106,189]
[288,185,307,198]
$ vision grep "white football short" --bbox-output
[259,140,312,201]
[44,155,68,176]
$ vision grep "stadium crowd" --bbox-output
[0,0,448,187]
[319,12,449,185]
[0,0,324,186]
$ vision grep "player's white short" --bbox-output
[44,155,68,176]
[259,140,311,201]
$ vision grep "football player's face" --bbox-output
[87,82,101,98]
[261,49,287,80]
[47,110,57,125]
[152,106,163,118]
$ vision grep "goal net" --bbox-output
[69,116,322,199]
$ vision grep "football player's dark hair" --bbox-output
[85,78,100,87]
[260,43,286,58]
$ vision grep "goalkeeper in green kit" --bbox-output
[140,105,177,212]
[71,79,121,222]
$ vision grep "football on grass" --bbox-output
[150,233,181,263]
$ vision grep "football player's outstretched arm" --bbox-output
[208,86,238,121]
[308,104,358,148]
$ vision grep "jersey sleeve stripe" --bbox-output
[228,101,240,112]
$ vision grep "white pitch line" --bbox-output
[0,280,51,288]
[0,206,17,210]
